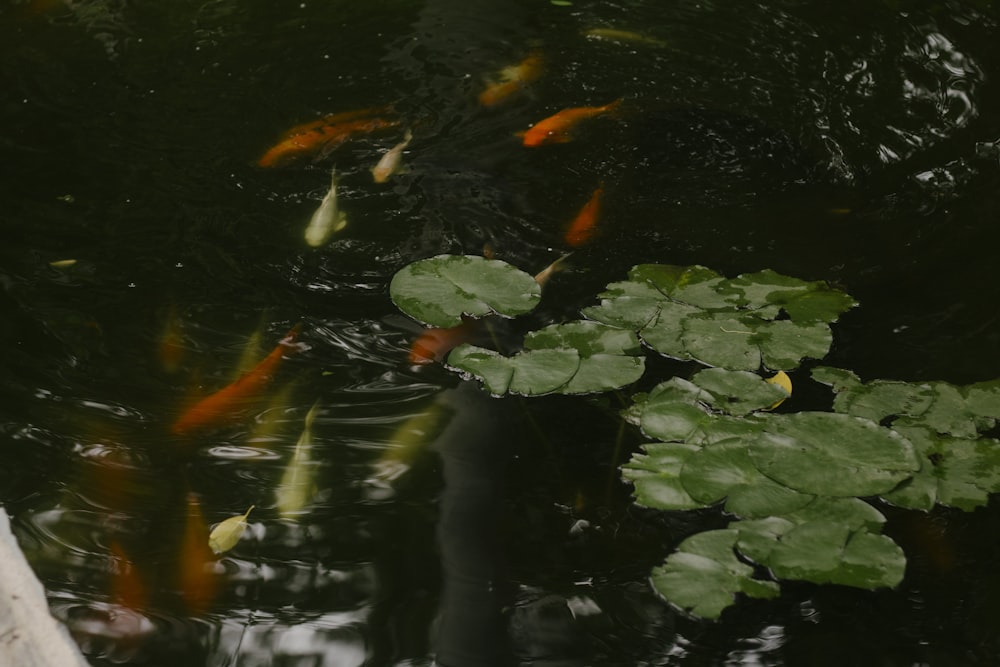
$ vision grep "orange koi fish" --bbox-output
[109,541,146,611]
[478,52,543,107]
[409,320,479,364]
[258,113,401,167]
[278,106,393,139]
[520,99,622,147]
[178,492,217,616]
[171,324,302,436]
[564,185,603,247]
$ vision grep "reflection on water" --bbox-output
[3,0,1000,664]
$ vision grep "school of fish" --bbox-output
[77,29,659,630]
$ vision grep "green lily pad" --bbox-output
[882,424,1000,511]
[525,320,642,356]
[622,442,706,510]
[723,269,857,323]
[582,279,668,329]
[692,368,790,416]
[814,367,1000,439]
[650,529,780,620]
[737,519,905,588]
[583,265,853,371]
[629,264,732,309]
[389,255,541,327]
[748,412,920,496]
[447,321,646,396]
[680,438,815,518]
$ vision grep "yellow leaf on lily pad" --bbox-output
[208,505,254,555]
[765,371,792,409]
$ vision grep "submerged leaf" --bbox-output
[208,505,254,555]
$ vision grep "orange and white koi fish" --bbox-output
[171,324,303,436]
[564,185,603,247]
[371,129,413,183]
[520,99,622,147]
[408,320,479,365]
[178,492,216,616]
[258,110,400,168]
[478,52,543,107]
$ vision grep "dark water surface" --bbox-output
[3,0,1000,665]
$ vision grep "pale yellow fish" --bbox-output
[304,168,348,247]
[583,28,667,47]
[49,258,77,268]
[368,401,453,487]
[765,371,793,410]
[533,253,572,287]
[233,322,265,379]
[245,380,298,448]
[275,401,320,517]
[371,129,413,184]
[208,505,254,555]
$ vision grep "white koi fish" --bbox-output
[304,168,348,247]
[371,129,413,184]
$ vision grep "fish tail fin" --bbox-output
[334,212,348,232]
[603,98,624,116]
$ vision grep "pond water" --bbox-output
[3,0,1000,665]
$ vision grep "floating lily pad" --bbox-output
[585,265,852,371]
[814,367,1000,439]
[680,438,815,518]
[447,321,645,396]
[650,529,780,620]
[748,412,920,497]
[722,269,858,323]
[622,442,705,510]
[736,518,904,589]
[692,368,790,416]
[390,255,541,327]
[882,424,1000,511]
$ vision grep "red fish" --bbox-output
[564,185,603,248]
[478,52,543,107]
[171,324,302,436]
[109,541,146,611]
[178,492,216,616]
[409,321,479,364]
[521,99,622,147]
[258,113,400,167]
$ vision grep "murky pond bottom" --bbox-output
[3,0,1000,665]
